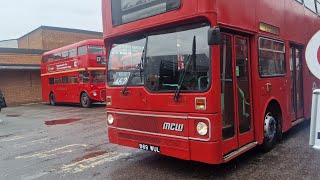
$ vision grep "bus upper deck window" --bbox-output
[78,46,87,56]
[89,46,104,54]
[69,48,77,58]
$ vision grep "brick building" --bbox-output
[0,26,103,105]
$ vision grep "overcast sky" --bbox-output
[0,0,103,41]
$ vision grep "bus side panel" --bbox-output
[216,0,256,32]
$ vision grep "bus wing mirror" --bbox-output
[208,27,221,46]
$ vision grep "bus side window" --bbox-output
[69,76,78,84]
[54,53,62,61]
[69,48,77,58]
[258,38,285,77]
[62,51,69,59]
[49,78,54,85]
[48,54,54,62]
[54,78,62,84]
[78,46,87,56]
[62,76,68,84]
[79,71,89,83]
[42,56,48,63]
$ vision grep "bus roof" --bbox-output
[43,39,104,56]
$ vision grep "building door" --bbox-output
[221,34,254,154]
[289,45,304,120]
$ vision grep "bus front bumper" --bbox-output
[108,127,223,164]
[89,89,106,102]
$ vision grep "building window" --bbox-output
[305,0,317,13]
[317,0,320,15]
[78,46,87,56]
[258,37,286,77]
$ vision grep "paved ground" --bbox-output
[0,104,320,180]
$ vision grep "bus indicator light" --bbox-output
[195,97,206,110]
[106,96,112,106]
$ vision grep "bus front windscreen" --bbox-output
[108,23,210,92]
[111,0,181,26]
[91,70,106,84]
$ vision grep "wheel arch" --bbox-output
[49,91,55,99]
[80,90,89,101]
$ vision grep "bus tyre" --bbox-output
[81,93,92,108]
[261,112,278,151]
[49,93,56,106]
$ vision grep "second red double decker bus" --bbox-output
[103,0,320,164]
[41,39,106,108]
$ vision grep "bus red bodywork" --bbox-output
[103,0,320,164]
[41,39,106,108]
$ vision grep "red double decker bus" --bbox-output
[41,39,106,108]
[103,0,320,164]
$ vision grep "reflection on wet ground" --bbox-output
[45,118,81,125]
[0,104,319,180]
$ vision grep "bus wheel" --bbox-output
[261,112,278,151]
[49,93,56,106]
[81,93,92,108]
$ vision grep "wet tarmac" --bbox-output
[0,104,320,180]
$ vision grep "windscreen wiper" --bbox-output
[139,50,144,82]
[174,36,197,101]
[191,36,197,80]
[174,55,191,101]
[122,72,135,95]
[140,36,148,83]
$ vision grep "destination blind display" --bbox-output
[111,0,181,26]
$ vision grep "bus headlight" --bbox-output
[196,122,208,136]
[93,91,98,96]
[107,114,114,124]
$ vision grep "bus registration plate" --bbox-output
[138,143,160,153]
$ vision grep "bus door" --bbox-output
[220,33,254,154]
[289,45,304,121]
[54,77,67,103]
[68,75,79,103]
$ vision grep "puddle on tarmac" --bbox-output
[73,151,107,162]
[6,114,21,117]
[45,118,81,125]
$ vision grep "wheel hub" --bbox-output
[82,96,88,105]
[264,113,276,142]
